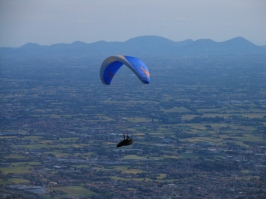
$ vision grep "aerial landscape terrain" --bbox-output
[1,36,266,199]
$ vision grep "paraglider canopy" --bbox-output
[100,55,150,85]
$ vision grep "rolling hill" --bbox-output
[1,36,265,58]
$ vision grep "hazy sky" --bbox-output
[1,0,265,47]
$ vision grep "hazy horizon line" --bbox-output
[1,35,266,48]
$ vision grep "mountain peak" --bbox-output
[70,41,88,47]
[194,38,215,43]
[228,36,249,41]
[126,35,174,44]
[71,41,87,45]
[20,42,42,49]
[223,37,256,46]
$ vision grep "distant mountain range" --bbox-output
[1,36,266,58]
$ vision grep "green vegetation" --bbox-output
[0,166,32,174]
[49,186,96,198]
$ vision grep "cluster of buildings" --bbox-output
[1,130,266,198]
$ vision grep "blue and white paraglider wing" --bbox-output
[100,55,150,85]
